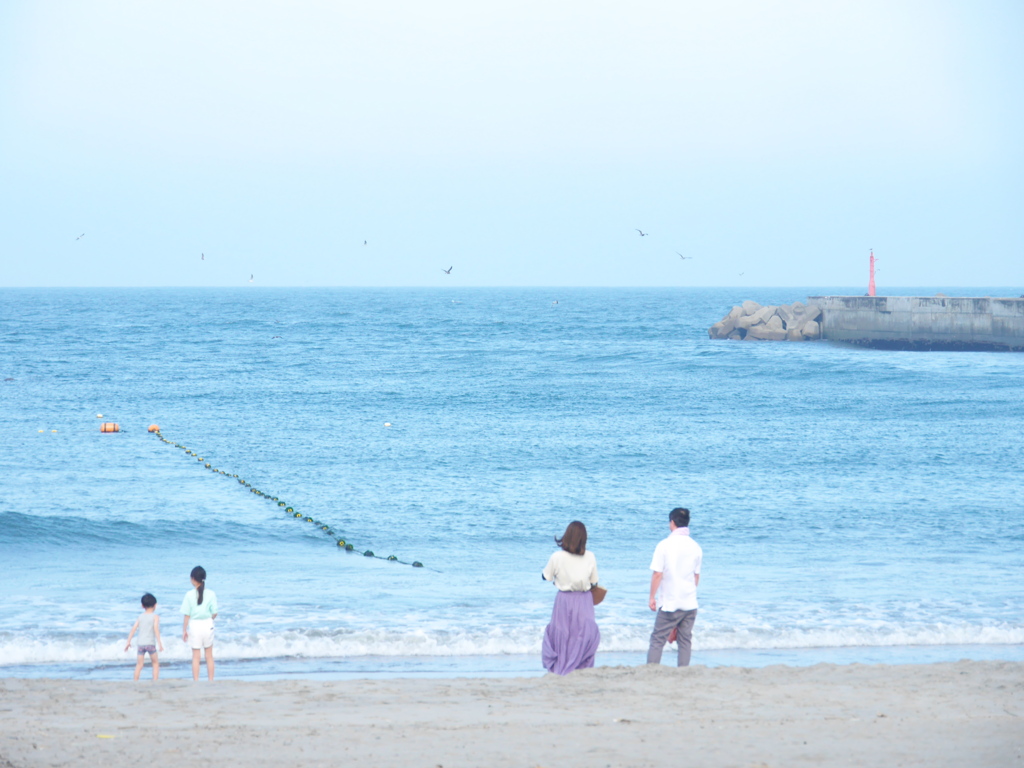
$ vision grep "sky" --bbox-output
[1,0,1022,287]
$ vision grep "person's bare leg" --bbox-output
[204,646,215,680]
[191,648,201,681]
[152,654,160,681]
[133,655,144,681]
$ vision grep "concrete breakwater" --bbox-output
[708,300,822,341]
[710,295,1024,351]
[810,295,1024,351]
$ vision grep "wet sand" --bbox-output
[1,660,1021,767]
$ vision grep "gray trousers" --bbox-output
[646,608,698,666]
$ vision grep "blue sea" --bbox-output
[1,287,1022,680]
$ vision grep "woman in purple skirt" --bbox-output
[541,520,601,675]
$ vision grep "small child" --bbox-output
[125,593,164,681]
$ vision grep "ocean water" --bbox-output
[1,287,1022,680]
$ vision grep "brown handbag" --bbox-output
[591,585,607,606]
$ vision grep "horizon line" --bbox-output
[2,285,1023,292]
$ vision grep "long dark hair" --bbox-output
[555,521,587,556]
[190,565,207,605]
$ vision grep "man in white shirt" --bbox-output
[647,507,702,666]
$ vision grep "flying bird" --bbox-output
[249,274,254,283]
[201,253,205,260]
[676,252,693,260]
[635,229,648,237]
[738,272,746,276]
[363,240,368,246]
[443,266,453,274]
[75,233,85,240]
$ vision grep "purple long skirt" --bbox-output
[542,590,600,675]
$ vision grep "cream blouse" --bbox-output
[542,549,599,592]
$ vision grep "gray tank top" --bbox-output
[136,612,157,646]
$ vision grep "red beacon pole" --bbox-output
[868,249,876,297]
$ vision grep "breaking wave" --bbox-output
[2,621,1022,667]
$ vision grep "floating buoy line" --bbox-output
[150,430,424,568]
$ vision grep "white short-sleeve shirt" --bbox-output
[542,549,599,592]
[650,529,702,611]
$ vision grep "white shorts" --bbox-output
[187,618,215,650]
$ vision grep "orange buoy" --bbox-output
[147,424,160,433]
[100,422,120,433]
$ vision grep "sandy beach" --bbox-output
[2,660,1021,767]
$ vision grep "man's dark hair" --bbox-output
[141,593,157,608]
[669,508,690,528]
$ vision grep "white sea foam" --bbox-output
[2,622,1022,667]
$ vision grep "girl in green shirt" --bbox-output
[181,565,218,681]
